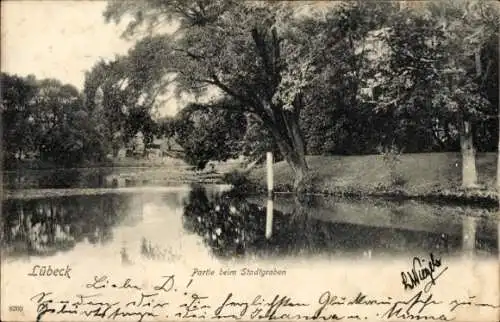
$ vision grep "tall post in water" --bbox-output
[266,152,274,239]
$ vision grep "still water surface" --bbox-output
[2,185,498,264]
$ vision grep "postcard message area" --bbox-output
[2,256,498,322]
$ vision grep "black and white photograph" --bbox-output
[1,1,499,321]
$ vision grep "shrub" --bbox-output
[377,144,407,188]
[221,170,254,192]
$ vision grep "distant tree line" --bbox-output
[1,69,165,169]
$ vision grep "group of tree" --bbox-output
[1,73,109,168]
[1,47,169,168]
[101,0,498,189]
[82,42,172,157]
[3,0,497,191]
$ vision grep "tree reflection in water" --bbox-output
[2,187,497,261]
[182,186,499,259]
[2,194,130,258]
[182,185,363,258]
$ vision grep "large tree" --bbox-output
[84,35,176,157]
[174,99,246,170]
[299,2,398,155]
[1,73,106,168]
[104,1,320,189]
[1,73,38,164]
[33,79,86,164]
[362,1,498,187]
[423,0,499,187]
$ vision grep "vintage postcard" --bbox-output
[1,1,499,321]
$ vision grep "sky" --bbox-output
[1,1,181,116]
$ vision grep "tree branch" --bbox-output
[207,74,259,114]
[271,27,283,90]
[251,28,272,78]
[172,47,210,61]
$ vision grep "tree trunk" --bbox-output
[459,49,481,189]
[270,116,308,192]
[288,112,308,191]
[257,98,309,193]
[289,151,308,192]
[497,99,500,205]
[460,120,478,188]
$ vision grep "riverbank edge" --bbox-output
[3,176,498,208]
[238,181,499,208]
[238,153,500,208]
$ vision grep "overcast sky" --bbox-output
[1,1,183,116]
[1,1,132,88]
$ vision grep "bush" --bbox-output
[377,144,408,188]
[221,170,254,192]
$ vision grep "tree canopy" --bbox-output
[104,0,323,187]
[101,0,499,188]
[3,0,498,186]
[1,73,106,167]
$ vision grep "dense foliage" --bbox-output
[1,73,107,168]
[2,1,498,181]
[174,99,246,169]
[102,0,498,184]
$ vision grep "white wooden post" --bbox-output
[266,152,273,198]
[265,199,273,239]
[265,152,274,239]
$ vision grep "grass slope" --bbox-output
[248,152,498,205]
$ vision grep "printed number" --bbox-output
[9,305,23,312]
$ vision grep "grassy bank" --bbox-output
[247,153,499,206]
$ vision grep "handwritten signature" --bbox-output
[400,253,448,293]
